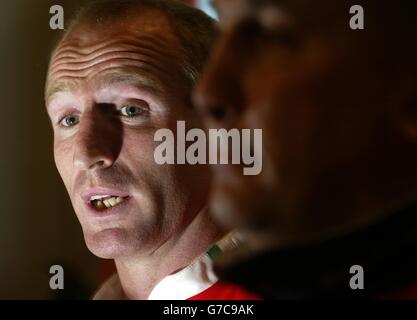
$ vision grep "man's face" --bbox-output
[194,0,414,237]
[46,9,210,259]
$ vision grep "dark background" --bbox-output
[0,0,100,300]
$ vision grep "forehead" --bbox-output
[45,8,184,103]
[212,0,375,51]
[212,0,348,23]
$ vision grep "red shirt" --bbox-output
[189,281,261,300]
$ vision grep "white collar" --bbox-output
[149,232,240,300]
[93,233,241,300]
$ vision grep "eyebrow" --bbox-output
[45,70,163,104]
[45,80,72,103]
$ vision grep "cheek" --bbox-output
[122,128,175,190]
[122,128,158,163]
[243,73,325,192]
[123,128,210,213]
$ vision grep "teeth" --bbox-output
[103,199,111,208]
[96,200,105,209]
[108,197,117,206]
[92,196,125,209]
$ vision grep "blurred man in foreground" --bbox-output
[194,0,417,298]
[45,0,256,300]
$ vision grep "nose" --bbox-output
[193,23,249,124]
[73,105,122,171]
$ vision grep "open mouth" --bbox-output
[89,195,129,211]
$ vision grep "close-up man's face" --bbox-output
[46,8,211,259]
[195,0,417,237]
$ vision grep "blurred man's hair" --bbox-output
[58,0,216,84]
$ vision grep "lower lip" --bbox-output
[84,197,132,218]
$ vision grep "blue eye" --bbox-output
[60,115,80,127]
[120,105,144,117]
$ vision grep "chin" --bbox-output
[85,228,137,259]
[210,188,252,229]
[210,182,277,232]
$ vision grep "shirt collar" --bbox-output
[93,232,241,300]
[148,232,240,300]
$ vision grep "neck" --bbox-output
[114,207,225,299]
